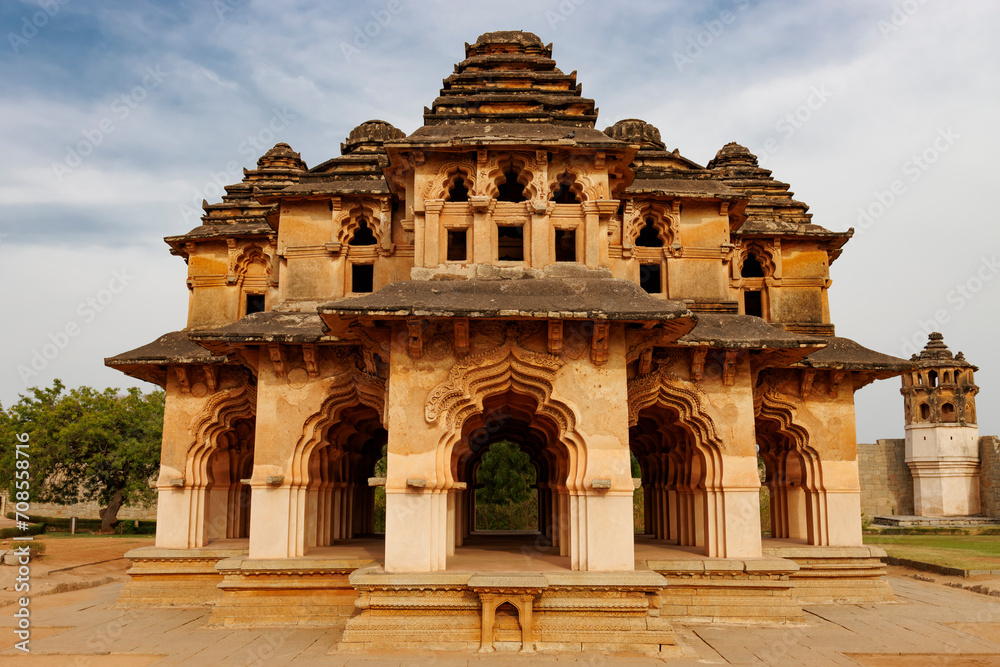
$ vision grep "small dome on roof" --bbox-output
[470,30,545,50]
[341,120,405,155]
[707,142,759,169]
[604,119,665,150]
[256,142,306,170]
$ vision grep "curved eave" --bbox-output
[318,277,693,323]
[676,314,827,354]
[793,336,912,378]
[164,222,275,254]
[105,331,229,387]
[188,312,345,353]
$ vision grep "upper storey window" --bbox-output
[497,226,525,261]
[550,172,582,204]
[636,218,665,248]
[246,293,265,315]
[741,254,766,278]
[497,167,527,203]
[350,218,377,246]
[447,180,470,202]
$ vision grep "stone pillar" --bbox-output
[529,202,552,267]
[423,200,444,267]
[581,202,600,268]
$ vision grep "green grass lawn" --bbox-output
[864,534,1000,571]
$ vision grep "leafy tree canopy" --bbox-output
[0,379,164,532]
[476,440,535,506]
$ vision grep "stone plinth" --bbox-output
[209,555,376,627]
[873,514,1000,527]
[905,422,981,517]
[649,557,803,623]
[119,546,246,608]
[338,567,678,656]
[762,544,895,604]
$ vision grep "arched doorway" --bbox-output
[448,390,570,569]
[630,407,720,552]
[755,395,828,545]
[304,404,386,551]
[204,417,255,542]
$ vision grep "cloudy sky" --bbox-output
[1,0,997,443]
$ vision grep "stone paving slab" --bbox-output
[3,576,1000,664]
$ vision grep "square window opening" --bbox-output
[554,229,576,262]
[640,264,662,294]
[447,229,468,262]
[497,225,524,262]
[744,290,763,317]
[352,264,374,293]
[246,294,266,315]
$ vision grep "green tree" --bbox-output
[477,440,533,505]
[475,441,537,530]
[0,380,164,532]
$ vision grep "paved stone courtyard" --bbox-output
[4,575,1000,665]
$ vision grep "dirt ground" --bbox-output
[0,533,154,607]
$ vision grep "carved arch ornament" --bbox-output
[735,240,778,279]
[753,387,833,544]
[627,368,737,557]
[423,332,588,493]
[229,243,272,285]
[185,381,258,488]
[623,201,677,251]
[289,367,387,487]
[481,151,541,201]
[753,388,823,487]
[548,169,588,203]
[554,155,602,201]
[627,369,722,452]
[753,389,815,456]
[424,158,477,201]
[335,198,391,249]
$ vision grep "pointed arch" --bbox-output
[627,368,738,556]
[627,369,722,457]
[753,388,832,545]
[336,200,390,247]
[187,382,258,487]
[736,241,777,279]
[483,153,538,201]
[624,201,676,250]
[425,159,477,201]
[290,367,387,486]
[548,169,586,203]
[230,244,272,286]
[424,335,587,494]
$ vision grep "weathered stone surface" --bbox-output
[101,28,919,651]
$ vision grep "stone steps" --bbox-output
[874,515,1000,527]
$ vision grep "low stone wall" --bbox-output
[1,493,156,522]
[858,439,913,517]
[981,436,1000,519]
